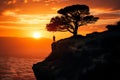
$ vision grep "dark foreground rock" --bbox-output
[32,21,120,80]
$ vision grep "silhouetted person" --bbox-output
[53,35,56,42]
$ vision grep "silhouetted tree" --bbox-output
[46,4,99,36]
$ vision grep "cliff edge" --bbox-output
[32,21,120,80]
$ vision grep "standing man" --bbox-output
[53,35,56,42]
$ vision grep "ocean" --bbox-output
[0,56,43,80]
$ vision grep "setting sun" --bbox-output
[33,32,42,39]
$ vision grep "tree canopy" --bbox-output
[46,4,99,36]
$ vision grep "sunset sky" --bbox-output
[0,0,120,40]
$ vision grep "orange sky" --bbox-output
[0,0,120,40]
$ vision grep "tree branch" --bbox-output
[67,28,74,33]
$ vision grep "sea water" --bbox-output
[0,56,42,80]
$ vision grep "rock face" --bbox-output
[32,21,120,80]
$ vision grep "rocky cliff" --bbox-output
[32,21,120,80]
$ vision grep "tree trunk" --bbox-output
[73,23,78,36]
[73,27,78,36]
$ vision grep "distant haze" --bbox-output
[0,37,52,59]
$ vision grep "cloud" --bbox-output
[0,0,119,38]
[97,13,120,19]
[0,12,57,30]
[0,0,119,15]
[90,8,120,19]
[0,0,15,14]
[2,10,17,16]
[12,13,56,24]
[91,0,120,10]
